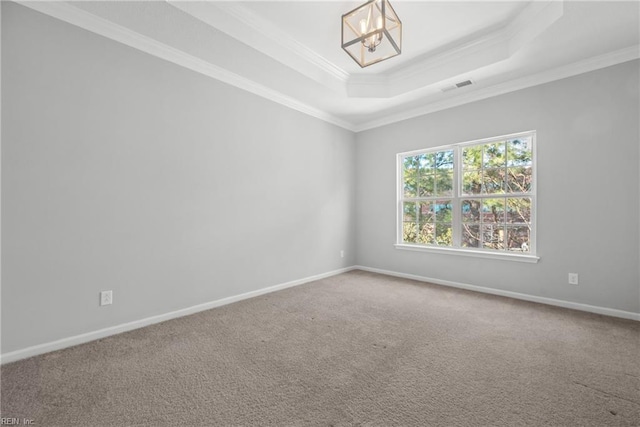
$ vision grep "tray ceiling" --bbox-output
[19,1,640,131]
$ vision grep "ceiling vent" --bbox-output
[441,79,474,93]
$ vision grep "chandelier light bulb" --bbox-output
[359,11,384,52]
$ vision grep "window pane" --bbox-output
[435,170,453,196]
[403,156,418,198]
[507,167,532,193]
[403,202,417,222]
[435,200,452,223]
[418,153,434,170]
[507,138,532,167]
[418,222,435,244]
[482,224,505,250]
[506,225,530,252]
[435,150,454,169]
[461,199,481,223]
[482,199,505,223]
[506,198,531,224]
[462,224,480,248]
[418,202,435,223]
[418,173,435,197]
[463,146,482,170]
[404,156,419,168]
[435,223,453,246]
[483,142,506,168]
[403,222,417,243]
[483,168,505,194]
[404,181,417,198]
[463,171,482,195]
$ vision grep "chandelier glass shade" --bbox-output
[341,0,402,68]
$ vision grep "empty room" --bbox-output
[1,0,639,426]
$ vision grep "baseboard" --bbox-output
[4,264,637,364]
[354,265,640,321]
[0,266,356,365]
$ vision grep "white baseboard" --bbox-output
[354,265,640,322]
[3,264,637,364]
[0,266,356,365]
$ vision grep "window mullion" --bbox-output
[453,146,462,248]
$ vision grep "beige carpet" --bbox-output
[1,270,639,426]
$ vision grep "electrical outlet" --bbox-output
[100,290,113,306]
[568,273,579,285]
[340,250,345,258]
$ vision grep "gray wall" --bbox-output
[356,60,640,314]
[2,2,639,357]
[1,3,356,353]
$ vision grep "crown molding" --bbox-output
[15,1,355,131]
[167,0,349,95]
[346,29,508,98]
[353,45,640,132]
[217,2,350,83]
[506,0,563,54]
[11,1,638,135]
[347,0,563,99]
[167,0,563,100]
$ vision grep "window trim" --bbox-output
[394,244,540,263]
[396,130,539,262]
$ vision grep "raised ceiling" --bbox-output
[20,1,640,131]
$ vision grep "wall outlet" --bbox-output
[568,273,579,285]
[100,290,113,306]
[340,250,345,258]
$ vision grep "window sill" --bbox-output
[394,244,540,263]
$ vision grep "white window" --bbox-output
[396,131,537,262]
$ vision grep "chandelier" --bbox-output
[341,0,402,68]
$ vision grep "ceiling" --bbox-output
[20,1,640,131]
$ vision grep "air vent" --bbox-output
[441,79,474,93]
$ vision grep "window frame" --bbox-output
[395,131,539,263]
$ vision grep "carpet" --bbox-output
[2,270,639,426]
